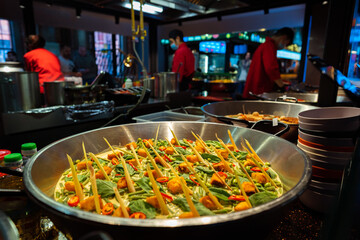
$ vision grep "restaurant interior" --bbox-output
[0,0,359,239]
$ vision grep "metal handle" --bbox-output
[250,120,290,137]
[275,96,298,103]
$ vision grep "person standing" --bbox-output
[58,44,81,77]
[73,46,98,85]
[23,35,64,94]
[242,27,294,98]
[168,29,195,91]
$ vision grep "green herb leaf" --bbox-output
[195,166,214,175]
[208,187,231,201]
[201,153,220,163]
[248,191,278,207]
[115,163,136,176]
[129,200,157,219]
[136,177,153,193]
[95,179,117,198]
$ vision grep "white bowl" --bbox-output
[298,129,355,147]
[299,188,338,213]
[298,120,359,132]
[297,141,354,159]
[298,107,360,131]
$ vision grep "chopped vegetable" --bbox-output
[102,203,114,215]
[67,196,80,207]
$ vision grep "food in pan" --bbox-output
[54,130,283,219]
[226,111,299,124]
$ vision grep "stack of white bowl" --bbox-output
[297,107,360,213]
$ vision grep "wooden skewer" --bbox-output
[67,154,84,202]
[179,177,200,217]
[88,165,101,214]
[180,154,223,209]
[89,152,111,182]
[140,142,164,178]
[103,138,136,192]
[245,139,264,165]
[244,140,277,188]
[185,138,231,191]
[234,173,252,208]
[146,164,169,215]
[210,146,234,174]
[169,128,180,145]
[215,135,259,193]
[165,137,179,155]
[191,131,211,154]
[146,140,170,168]
[113,187,129,218]
[129,144,142,170]
[227,130,239,151]
[154,124,160,146]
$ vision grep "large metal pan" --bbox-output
[201,100,319,143]
[251,92,350,104]
[23,122,311,239]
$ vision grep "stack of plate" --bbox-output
[297,107,360,213]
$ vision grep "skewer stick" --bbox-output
[180,154,223,209]
[210,146,234,174]
[169,128,180,145]
[103,138,136,192]
[154,124,160,146]
[191,132,211,154]
[234,173,252,208]
[89,152,111,182]
[244,140,277,188]
[113,187,129,218]
[245,139,264,165]
[88,165,101,214]
[215,135,259,193]
[185,138,231,191]
[179,177,200,217]
[146,140,170,168]
[141,142,164,178]
[67,154,84,202]
[165,137,179,155]
[129,144,142,170]
[146,164,169,215]
[183,138,208,166]
[227,130,239,151]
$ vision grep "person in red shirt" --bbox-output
[24,35,64,94]
[169,29,195,91]
[242,27,294,99]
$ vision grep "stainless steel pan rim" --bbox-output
[23,121,311,228]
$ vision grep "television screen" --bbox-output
[234,44,247,54]
[199,41,226,54]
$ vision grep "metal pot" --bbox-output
[0,72,41,112]
[201,100,319,143]
[44,81,67,106]
[23,122,311,239]
[251,92,350,104]
[152,72,179,99]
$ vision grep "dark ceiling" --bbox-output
[36,0,308,24]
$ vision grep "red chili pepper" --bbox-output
[156,177,169,183]
[235,150,240,152]
[250,167,269,172]
[102,202,114,215]
[160,192,173,202]
[186,139,193,144]
[163,154,172,162]
[111,158,119,165]
[189,174,200,185]
[67,196,80,207]
[67,173,72,178]
[174,145,186,150]
[159,146,166,152]
[130,212,146,219]
[228,195,246,201]
[115,174,122,177]
[217,172,228,178]
[128,162,138,171]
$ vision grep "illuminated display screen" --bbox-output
[199,41,226,54]
[277,49,301,60]
[234,44,247,54]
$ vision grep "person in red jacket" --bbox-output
[24,35,64,94]
[242,27,294,99]
[169,29,195,91]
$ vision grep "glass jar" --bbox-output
[3,153,23,171]
[21,143,37,165]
